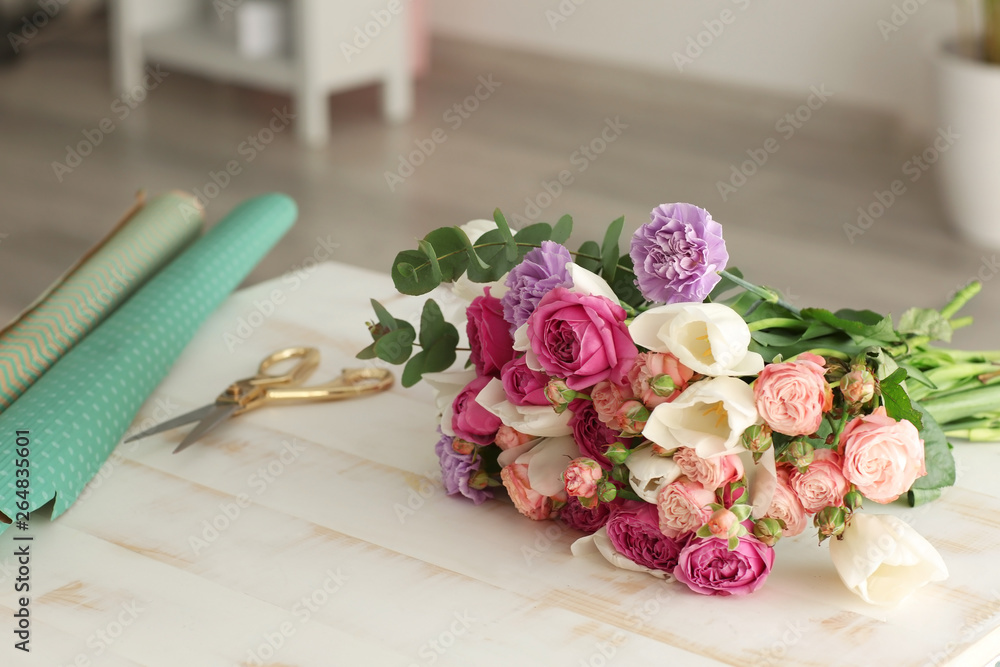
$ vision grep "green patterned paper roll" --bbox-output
[0,191,204,413]
[0,193,297,530]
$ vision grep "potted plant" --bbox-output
[935,1,1000,248]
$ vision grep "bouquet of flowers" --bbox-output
[359,203,1000,604]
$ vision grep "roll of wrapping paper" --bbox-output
[0,191,204,414]
[0,193,297,530]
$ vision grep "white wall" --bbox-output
[429,0,957,136]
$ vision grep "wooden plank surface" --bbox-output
[2,262,999,666]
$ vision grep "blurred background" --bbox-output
[1,0,998,347]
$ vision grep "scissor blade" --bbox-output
[172,403,239,454]
[124,404,216,443]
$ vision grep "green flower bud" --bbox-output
[753,518,784,547]
[605,442,631,466]
[844,489,864,512]
[650,374,677,397]
[741,424,773,464]
[468,469,490,490]
[814,506,847,542]
[783,439,814,473]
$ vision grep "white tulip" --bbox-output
[422,369,478,437]
[566,262,619,302]
[642,376,759,459]
[629,302,764,377]
[475,378,573,438]
[829,513,949,606]
[571,527,671,579]
[512,435,580,497]
[625,443,682,503]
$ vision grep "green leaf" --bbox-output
[513,223,552,256]
[608,254,644,308]
[454,226,490,271]
[907,487,943,506]
[730,504,752,521]
[899,307,953,343]
[898,362,938,390]
[417,239,444,285]
[493,208,518,262]
[907,401,956,505]
[467,229,518,282]
[880,368,924,430]
[424,227,471,281]
[600,215,625,283]
[401,351,427,387]
[800,308,899,346]
[370,298,398,330]
[575,240,601,273]
[418,299,447,347]
[727,536,739,551]
[355,342,378,360]
[696,525,714,539]
[374,322,415,364]
[391,249,442,295]
[551,214,573,244]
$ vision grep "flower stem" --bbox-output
[941,281,981,319]
[747,318,808,332]
[718,269,801,317]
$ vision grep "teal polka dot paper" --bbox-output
[0,193,297,531]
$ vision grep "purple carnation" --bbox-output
[435,433,492,505]
[629,203,728,304]
[501,241,572,330]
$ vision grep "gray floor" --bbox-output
[2,12,998,348]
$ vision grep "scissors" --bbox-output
[125,346,393,453]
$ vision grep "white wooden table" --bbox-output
[3,262,1000,667]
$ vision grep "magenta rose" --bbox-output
[606,501,689,574]
[560,496,614,533]
[500,356,551,406]
[467,290,515,378]
[451,375,502,445]
[674,535,775,596]
[526,287,637,391]
[569,399,627,469]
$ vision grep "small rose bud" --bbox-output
[649,373,677,397]
[814,506,847,541]
[717,479,748,508]
[494,425,534,451]
[840,367,876,405]
[753,517,784,547]
[605,442,631,465]
[741,424,773,464]
[707,508,739,538]
[613,399,649,436]
[597,480,617,503]
[468,469,490,490]
[844,489,864,512]
[452,438,476,456]
[783,439,815,473]
[562,457,603,501]
[545,378,576,414]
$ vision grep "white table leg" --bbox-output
[295,84,329,146]
[109,0,144,95]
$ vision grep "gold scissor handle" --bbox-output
[259,367,394,405]
[251,347,321,388]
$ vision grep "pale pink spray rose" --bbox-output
[765,466,808,537]
[788,448,850,514]
[494,425,535,451]
[753,353,833,436]
[591,380,633,425]
[672,447,744,492]
[705,508,739,538]
[627,352,695,408]
[656,477,716,538]
[501,462,560,521]
[563,458,603,501]
[838,406,926,504]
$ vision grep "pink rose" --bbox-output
[606,501,690,574]
[591,380,633,425]
[526,287,638,391]
[706,508,738,538]
[672,447,744,491]
[627,352,694,407]
[788,448,850,513]
[674,535,775,596]
[501,462,560,521]
[656,477,716,538]
[467,290,515,378]
[568,399,627,469]
[494,425,535,451]
[754,353,833,436]
[611,400,648,436]
[451,375,502,445]
[500,356,551,406]
[839,406,926,504]
[563,458,603,501]
[765,466,808,537]
[559,496,614,534]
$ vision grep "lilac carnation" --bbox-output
[629,203,728,304]
[435,433,492,505]
[501,241,572,329]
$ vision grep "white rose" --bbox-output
[829,513,949,606]
[452,219,508,303]
[625,443,682,503]
[629,302,764,376]
[422,369,478,436]
[475,378,572,438]
[642,376,759,459]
